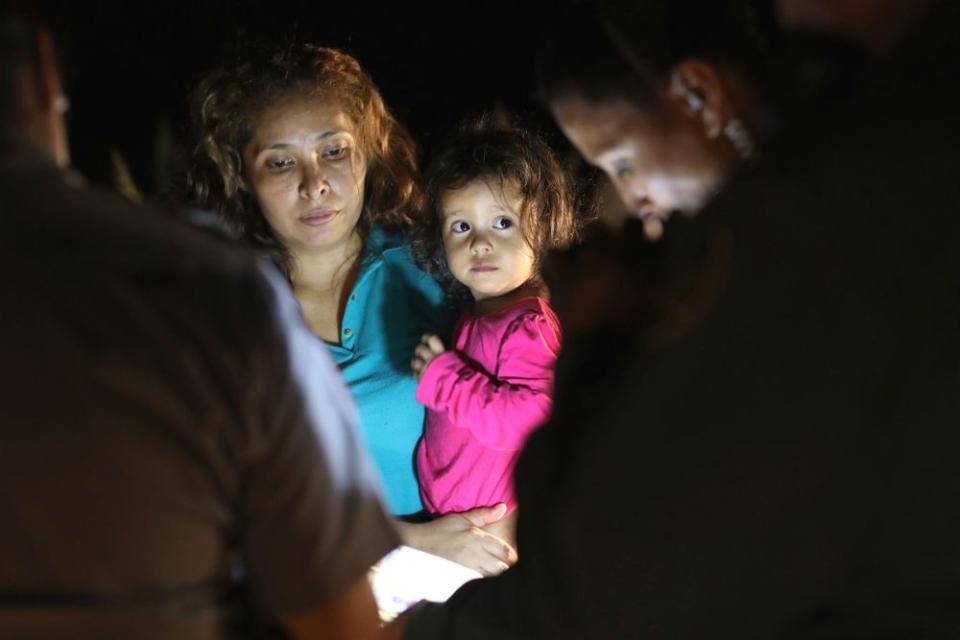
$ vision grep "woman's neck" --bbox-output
[290,230,364,292]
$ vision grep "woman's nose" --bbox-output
[299,162,330,200]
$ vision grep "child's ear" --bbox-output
[667,58,729,140]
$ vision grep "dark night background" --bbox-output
[48,0,582,200]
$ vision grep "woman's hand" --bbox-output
[411,333,446,381]
[396,504,518,576]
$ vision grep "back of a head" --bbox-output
[778,0,935,55]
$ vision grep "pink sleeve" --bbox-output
[416,312,560,451]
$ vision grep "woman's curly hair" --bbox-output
[416,114,581,300]
[186,43,422,274]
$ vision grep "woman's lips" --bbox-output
[300,209,339,226]
[470,263,498,272]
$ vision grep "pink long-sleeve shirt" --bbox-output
[415,297,561,515]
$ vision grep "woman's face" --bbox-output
[243,95,366,255]
[551,94,730,234]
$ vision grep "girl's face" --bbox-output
[551,93,730,232]
[243,94,366,255]
[440,179,536,304]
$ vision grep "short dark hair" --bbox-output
[538,0,776,112]
[417,114,580,298]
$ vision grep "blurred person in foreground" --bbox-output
[0,10,401,639]
[402,0,960,637]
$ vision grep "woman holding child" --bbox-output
[186,44,516,575]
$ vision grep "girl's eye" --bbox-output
[323,146,348,160]
[450,220,470,233]
[266,157,295,171]
[615,160,633,179]
[492,216,513,230]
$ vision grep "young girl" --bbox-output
[410,119,579,548]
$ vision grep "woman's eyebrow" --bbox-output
[258,130,347,152]
[310,130,346,142]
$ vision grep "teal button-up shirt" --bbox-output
[327,229,454,516]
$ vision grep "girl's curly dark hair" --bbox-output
[186,43,422,275]
[417,114,581,300]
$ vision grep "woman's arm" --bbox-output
[395,505,517,576]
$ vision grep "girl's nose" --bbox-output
[470,234,493,255]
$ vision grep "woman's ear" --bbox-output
[668,59,729,139]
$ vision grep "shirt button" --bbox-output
[343,328,353,338]
[350,293,357,301]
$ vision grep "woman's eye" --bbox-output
[615,160,633,179]
[450,220,470,233]
[266,157,295,171]
[323,146,348,160]
[492,216,513,230]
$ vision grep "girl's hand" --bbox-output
[396,504,518,576]
[411,333,446,381]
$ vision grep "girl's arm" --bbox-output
[416,312,559,451]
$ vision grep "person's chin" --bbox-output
[295,226,348,250]
[467,282,495,298]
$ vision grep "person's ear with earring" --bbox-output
[670,59,756,161]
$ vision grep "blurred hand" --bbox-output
[411,333,446,381]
